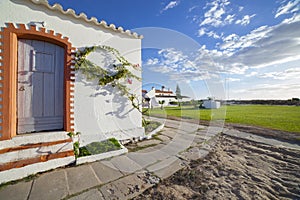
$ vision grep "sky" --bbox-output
[48,0,300,100]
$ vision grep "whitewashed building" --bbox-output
[144,87,178,108]
[0,0,143,184]
[203,99,221,109]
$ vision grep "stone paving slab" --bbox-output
[174,133,197,143]
[195,133,212,140]
[159,126,176,132]
[172,138,195,151]
[127,152,158,168]
[0,180,32,200]
[136,143,165,153]
[147,156,185,180]
[68,189,104,200]
[171,129,190,134]
[160,130,177,139]
[29,170,68,200]
[100,172,153,200]
[99,160,120,171]
[135,148,170,162]
[136,139,161,147]
[109,155,142,174]
[178,147,210,161]
[156,134,171,142]
[164,121,180,128]
[160,140,189,156]
[66,165,101,195]
[91,161,123,183]
[179,123,199,132]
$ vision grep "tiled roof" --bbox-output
[155,90,173,94]
[29,0,143,39]
[155,95,176,98]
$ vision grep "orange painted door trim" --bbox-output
[0,23,75,140]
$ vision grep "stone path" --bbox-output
[0,118,223,200]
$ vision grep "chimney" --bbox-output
[162,86,165,91]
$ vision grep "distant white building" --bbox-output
[203,99,221,109]
[143,86,178,108]
[143,86,191,108]
[142,86,189,108]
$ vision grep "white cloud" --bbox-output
[225,63,248,74]
[275,0,300,18]
[197,28,222,39]
[248,83,299,92]
[245,71,258,77]
[235,14,256,26]
[195,0,256,41]
[232,83,300,100]
[188,6,198,12]
[198,27,207,37]
[200,0,231,27]
[226,78,240,82]
[222,33,239,42]
[258,68,300,80]
[282,12,300,24]
[238,6,244,12]
[145,48,223,82]
[224,14,235,24]
[161,1,180,13]
[145,58,159,65]
[146,13,300,85]
[220,25,272,51]
[207,31,221,39]
[230,19,300,68]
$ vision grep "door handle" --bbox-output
[19,86,25,91]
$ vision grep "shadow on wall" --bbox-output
[75,47,133,120]
[75,64,130,121]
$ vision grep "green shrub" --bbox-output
[78,138,122,157]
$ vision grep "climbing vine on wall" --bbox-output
[74,45,143,113]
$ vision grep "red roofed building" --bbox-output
[143,86,178,108]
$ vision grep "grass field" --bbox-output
[144,105,300,133]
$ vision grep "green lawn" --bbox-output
[144,105,300,133]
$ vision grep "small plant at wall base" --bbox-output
[67,131,81,159]
[68,130,122,158]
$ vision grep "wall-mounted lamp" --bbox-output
[28,21,46,27]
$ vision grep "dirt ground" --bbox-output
[134,134,300,200]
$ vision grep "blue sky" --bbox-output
[48,0,300,100]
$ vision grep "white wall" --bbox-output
[203,100,221,109]
[155,97,177,107]
[0,0,143,144]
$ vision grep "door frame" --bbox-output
[0,23,75,140]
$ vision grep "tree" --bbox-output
[175,84,182,107]
[158,100,165,110]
